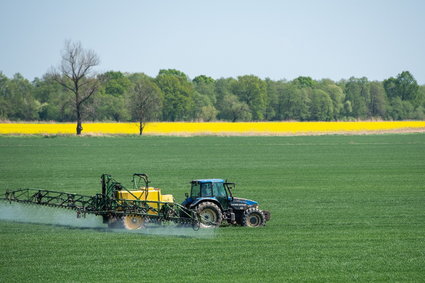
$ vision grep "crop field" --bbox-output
[1,121,425,135]
[0,134,424,282]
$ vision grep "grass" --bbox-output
[0,134,424,282]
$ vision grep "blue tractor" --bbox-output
[182,179,270,227]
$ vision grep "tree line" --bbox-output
[1,42,424,134]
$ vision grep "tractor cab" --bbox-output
[183,179,234,210]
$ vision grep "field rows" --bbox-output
[0,134,424,282]
[1,121,425,135]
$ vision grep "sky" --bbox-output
[1,0,424,83]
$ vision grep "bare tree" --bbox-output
[51,40,100,135]
[129,76,162,135]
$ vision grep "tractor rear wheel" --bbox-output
[242,208,266,227]
[123,215,145,230]
[196,202,222,228]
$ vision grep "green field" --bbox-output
[0,135,424,282]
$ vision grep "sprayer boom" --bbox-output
[1,174,200,230]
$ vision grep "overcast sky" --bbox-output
[1,0,424,83]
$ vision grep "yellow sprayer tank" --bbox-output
[116,187,174,215]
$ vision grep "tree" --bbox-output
[292,76,315,88]
[0,73,39,120]
[128,75,162,135]
[214,77,237,120]
[233,75,267,120]
[0,72,10,119]
[193,75,215,85]
[192,75,217,121]
[96,71,132,121]
[264,78,280,120]
[193,75,216,105]
[155,69,195,121]
[98,71,131,97]
[193,91,217,121]
[344,77,370,118]
[277,84,310,121]
[51,40,100,135]
[310,89,333,121]
[219,94,252,122]
[416,85,425,108]
[369,81,387,118]
[384,71,419,101]
[33,74,73,121]
[317,79,344,120]
[395,71,419,101]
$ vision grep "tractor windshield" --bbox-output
[213,182,227,197]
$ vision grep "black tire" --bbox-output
[242,208,266,227]
[196,201,223,228]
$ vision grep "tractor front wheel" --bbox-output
[196,202,222,228]
[242,208,266,227]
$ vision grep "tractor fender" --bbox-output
[189,197,223,212]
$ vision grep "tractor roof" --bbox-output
[192,179,225,184]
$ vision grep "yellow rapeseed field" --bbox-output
[0,121,424,135]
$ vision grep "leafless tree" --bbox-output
[51,40,100,135]
[129,76,162,135]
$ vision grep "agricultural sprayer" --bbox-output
[1,173,270,229]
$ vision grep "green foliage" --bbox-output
[94,92,129,122]
[94,71,132,121]
[98,71,132,97]
[264,78,279,120]
[415,85,425,107]
[292,76,316,88]
[193,75,216,106]
[198,105,218,122]
[317,79,344,120]
[33,75,74,121]
[0,69,423,122]
[277,84,311,121]
[384,71,419,101]
[0,135,424,282]
[233,75,267,120]
[0,73,10,119]
[369,81,387,118]
[193,75,215,85]
[193,91,217,121]
[310,89,333,121]
[156,69,195,121]
[219,94,252,122]
[0,73,40,120]
[214,78,237,120]
[344,77,370,118]
[158,69,189,80]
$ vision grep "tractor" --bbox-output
[182,179,270,227]
[2,174,270,230]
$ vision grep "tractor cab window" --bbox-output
[201,183,212,197]
[191,182,227,198]
[213,182,227,197]
[190,183,201,198]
